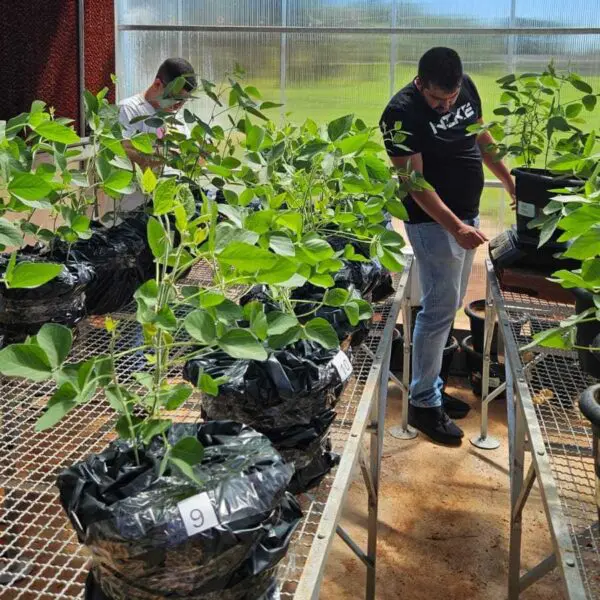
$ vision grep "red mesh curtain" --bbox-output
[0,0,115,133]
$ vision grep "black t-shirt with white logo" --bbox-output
[379,74,484,224]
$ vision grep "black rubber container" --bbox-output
[578,384,600,522]
[461,335,506,397]
[571,288,600,378]
[465,300,499,355]
[390,325,458,388]
[512,167,581,243]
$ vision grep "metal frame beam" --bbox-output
[117,25,600,35]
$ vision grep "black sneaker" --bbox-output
[408,405,464,446]
[442,392,471,420]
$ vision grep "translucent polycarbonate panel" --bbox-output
[284,33,390,124]
[393,0,513,28]
[117,31,182,99]
[117,1,282,26]
[117,0,179,25]
[117,30,281,123]
[180,1,282,27]
[515,0,600,28]
[287,0,392,27]
[182,32,281,118]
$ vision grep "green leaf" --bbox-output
[309,273,335,288]
[105,385,131,413]
[171,436,205,466]
[335,132,369,156]
[569,76,593,94]
[141,168,158,194]
[147,217,170,259]
[153,178,178,215]
[305,318,339,349]
[214,299,243,322]
[563,227,600,260]
[267,312,299,335]
[324,288,350,307]
[566,103,583,119]
[35,384,78,431]
[200,290,226,308]
[527,327,573,350]
[583,95,598,112]
[36,324,72,369]
[276,212,303,235]
[538,213,561,248]
[167,456,202,484]
[497,73,516,85]
[385,198,409,220]
[0,344,53,380]
[344,302,360,326]
[246,125,265,151]
[328,114,354,141]
[0,218,23,247]
[141,419,172,444]
[268,232,295,257]
[8,172,52,202]
[218,242,278,272]
[156,306,177,330]
[34,121,80,144]
[199,372,220,396]
[6,262,62,289]
[218,328,268,360]
[299,234,334,263]
[268,325,302,349]
[184,310,217,345]
[103,170,133,193]
[130,132,155,154]
[250,309,268,341]
[547,153,582,172]
[134,278,159,307]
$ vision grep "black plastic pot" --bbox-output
[571,288,600,378]
[389,325,458,389]
[512,167,582,243]
[0,250,94,343]
[183,342,349,494]
[461,335,506,397]
[59,422,302,600]
[51,216,154,315]
[465,300,500,355]
[578,384,600,523]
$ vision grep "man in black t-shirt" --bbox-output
[380,47,515,446]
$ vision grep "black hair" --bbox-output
[418,47,463,92]
[156,58,197,92]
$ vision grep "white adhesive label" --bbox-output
[332,350,353,382]
[178,492,219,537]
[489,377,501,388]
[517,201,536,218]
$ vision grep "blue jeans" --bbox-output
[405,218,478,408]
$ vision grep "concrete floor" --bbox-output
[321,378,566,600]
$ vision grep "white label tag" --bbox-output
[490,377,500,388]
[332,350,353,382]
[178,492,219,537]
[517,201,536,218]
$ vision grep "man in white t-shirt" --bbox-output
[118,57,197,210]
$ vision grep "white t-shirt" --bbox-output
[117,94,187,210]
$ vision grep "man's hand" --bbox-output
[452,223,488,250]
[503,176,517,209]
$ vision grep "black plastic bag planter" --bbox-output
[0,249,94,343]
[59,421,301,600]
[183,342,348,430]
[51,216,154,315]
[183,342,352,493]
